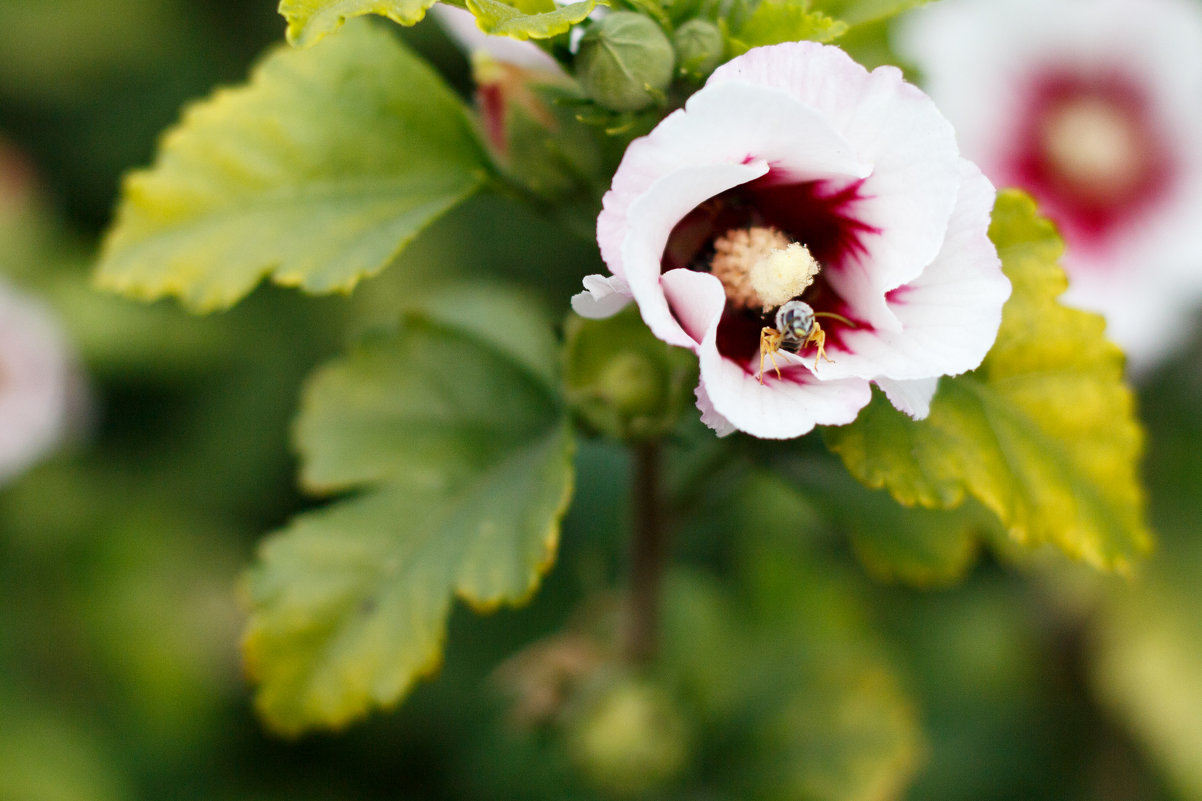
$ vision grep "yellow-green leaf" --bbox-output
[825,190,1150,572]
[811,0,933,26]
[466,0,603,39]
[279,0,437,48]
[724,0,849,56]
[243,310,573,734]
[96,21,488,313]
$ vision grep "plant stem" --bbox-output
[625,440,668,664]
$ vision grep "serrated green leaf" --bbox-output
[95,21,488,313]
[243,313,573,734]
[724,0,849,55]
[466,0,602,39]
[279,0,437,47]
[811,0,932,26]
[825,190,1150,572]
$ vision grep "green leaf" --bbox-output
[242,311,574,734]
[279,0,437,47]
[825,190,1151,572]
[466,0,603,39]
[724,0,849,55]
[95,21,488,313]
[811,0,933,26]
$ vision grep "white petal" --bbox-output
[699,343,873,439]
[694,380,737,437]
[876,377,940,420]
[819,160,1009,381]
[571,274,632,319]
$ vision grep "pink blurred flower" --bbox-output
[432,6,564,158]
[897,0,1202,369]
[573,42,1010,438]
[0,280,79,484]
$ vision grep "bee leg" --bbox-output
[758,327,784,384]
[806,322,833,371]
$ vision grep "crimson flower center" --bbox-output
[1008,70,1174,255]
[661,172,878,368]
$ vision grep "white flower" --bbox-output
[896,0,1202,370]
[0,280,80,484]
[573,42,1010,439]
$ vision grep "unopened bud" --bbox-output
[673,19,724,80]
[563,308,697,441]
[576,13,675,112]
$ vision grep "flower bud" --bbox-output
[575,13,675,112]
[672,19,724,80]
[566,676,691,796]
[563,307,697,441]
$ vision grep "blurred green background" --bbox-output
[3,1,1202,799]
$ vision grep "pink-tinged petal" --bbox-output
[695,380,737,437]
[699,340,873,439]
[876,377,940,420]
[660,268,725,346]
[610,161,768,348]
[823,161,1009,381]
[571,274,632,319]
[0,284,79,484]
[708,42,962,315]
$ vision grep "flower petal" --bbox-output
[571,274,632,319]
[608,161,767,347]
[876,377,940,420]
[0,283,80,484]
[822,160,1010,381]
[700,344,873,439]
[694,380,737,437]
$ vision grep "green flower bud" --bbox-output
[566,676,691,797]
[563,307,697,441]
[576,13,675,112]
[672,19,724,80]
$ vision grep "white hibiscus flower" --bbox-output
[574,41,1010,438]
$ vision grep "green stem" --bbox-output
[625,440,668,664]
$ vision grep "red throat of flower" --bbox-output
[662,172,877,370]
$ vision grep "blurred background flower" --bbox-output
[896,0,1202,370]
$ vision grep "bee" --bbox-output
[757,300,855,384]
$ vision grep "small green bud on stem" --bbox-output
[576,12,675,112]
[672,19,724,80]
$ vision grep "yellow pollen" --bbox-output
[710,227,820,312]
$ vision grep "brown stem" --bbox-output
[624,440,668,664]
